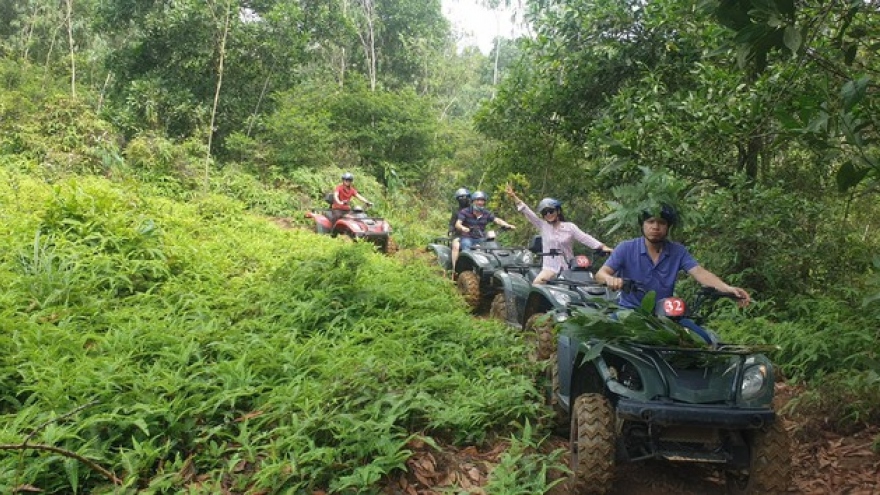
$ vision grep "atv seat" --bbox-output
[554,256,596,284]
[528,235,542,253]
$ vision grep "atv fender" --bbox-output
[457,250,496,274]
[305,211,333,234]
[454,252,486,279]
[491,271,531,326]
[524,288,565,319]
[427,243,452,272]
[556,335,606,412]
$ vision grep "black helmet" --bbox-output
[536,197,562,213]
[640,203,678,227]
[341,172,354,181]
[454,187,470,200]
[471,191,488,201]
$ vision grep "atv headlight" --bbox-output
[741,364,768,400]
[522,252,534,264]
[548,289,571,306]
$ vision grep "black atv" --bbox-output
[426,230,536,313]
[490,246,614,361]
[548,286,792,494]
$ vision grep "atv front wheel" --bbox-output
[489,293,507,321]
[384,236,398,254]
[725,420,792,494]
[570,393,615,494]
[456,271,482,312]
[524,313,555,362]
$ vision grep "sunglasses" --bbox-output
[541,209,557,216]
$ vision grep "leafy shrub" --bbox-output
[715,305,877,382]
[689,176,874,306]
[483,421,566,494]
[0,171,542,493]
[0,60,119,178]
[124,133,204,194]
[784,370,880,435]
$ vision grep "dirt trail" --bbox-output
[362,249,880,493]
[381,383,880,494]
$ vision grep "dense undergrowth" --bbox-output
[0,169,553,493]
[2,55,879,493]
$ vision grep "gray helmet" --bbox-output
[454,188,470,200]
[536,197,562,213]
[470,191,488,201]
[341,172,354,181]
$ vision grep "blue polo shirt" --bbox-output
[604,237,699,309]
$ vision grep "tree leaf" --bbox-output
[783,25,802,53]
[836,160,869,192]
[840,76,870,112]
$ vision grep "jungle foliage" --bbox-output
[1,0,880,491]
[0,168,555,492]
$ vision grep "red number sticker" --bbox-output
[575,255,591,268]
[663,297,686,317]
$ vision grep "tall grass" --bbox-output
[0,170,544,493]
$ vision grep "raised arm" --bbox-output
[505,183,541,229]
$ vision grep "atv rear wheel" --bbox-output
[384,236,398,254]
[570,393,615,494]
[725,420,792,494]
[524,313,555,362]
[456,271,482,312]
[489,293,507,321]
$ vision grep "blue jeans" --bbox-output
[678,318,719,347]
[459,237,481,251]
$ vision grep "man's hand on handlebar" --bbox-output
[603,276,624,291]
[727,286,751,307]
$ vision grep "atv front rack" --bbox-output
[621,343,774,407]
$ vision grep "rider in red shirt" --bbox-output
[331,172,372,222]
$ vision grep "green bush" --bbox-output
[689,177,874,306]
[784,370,880,435]
[0,170,542,493]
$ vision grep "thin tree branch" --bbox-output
[23,399,99,446]
[0,444,121,485]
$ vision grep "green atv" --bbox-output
[548,286,792,494]
[426,230,536,313]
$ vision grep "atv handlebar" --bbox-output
[537,248,609,258]
[618,279,743,301]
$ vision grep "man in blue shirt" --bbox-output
[452,190,515,268]
[596,204,750,337]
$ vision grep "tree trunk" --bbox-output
[65,0,76,98]
[353,0,378,91]
[206,0,233,188]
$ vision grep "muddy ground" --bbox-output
[380,384,879,495]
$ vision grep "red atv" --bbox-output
[305,205,398,254]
